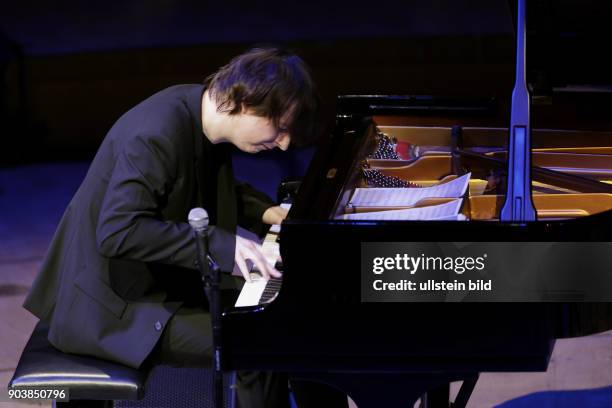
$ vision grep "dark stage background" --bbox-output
[0,1,550,160]
[0,0,520,197]
[1,0,611,169]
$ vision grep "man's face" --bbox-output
[227,110,291,154]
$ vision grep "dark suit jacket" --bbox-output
[23,85,274,368]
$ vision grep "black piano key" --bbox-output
[259,278,283,304]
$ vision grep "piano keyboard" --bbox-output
[234,231,283,307]
[235,275,282,307]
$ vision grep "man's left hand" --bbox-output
[262,206,289,225]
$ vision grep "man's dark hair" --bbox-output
[204,47,320,147]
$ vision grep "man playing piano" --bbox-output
[22,47,341,407]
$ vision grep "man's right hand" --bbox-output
[234,235,282,282]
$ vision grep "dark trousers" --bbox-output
[147,305,347,408]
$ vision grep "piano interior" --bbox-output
[333,118,612,221]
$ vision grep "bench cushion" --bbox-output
[9,321,147,400]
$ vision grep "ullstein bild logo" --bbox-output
[371,253,488,275]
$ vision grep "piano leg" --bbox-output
[290,372,478,408]
[420,375,478,408]
[420,383,449,407]
[452,375,479,408]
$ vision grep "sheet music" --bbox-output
[349,172,471,207]
[340,199,463,220]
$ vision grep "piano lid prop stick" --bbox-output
[501,0,537,222]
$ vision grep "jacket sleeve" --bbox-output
[235,181,275,238]
[95,133,235,270]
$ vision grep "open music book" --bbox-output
[341,172,471,221]
[340,199,466,221]
[349,172,470,207]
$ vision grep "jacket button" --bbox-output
[154,321,163,331]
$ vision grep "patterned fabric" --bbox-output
[370,131,401,160]
[363,131,418,187]
[362,168,419,188]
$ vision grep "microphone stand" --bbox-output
[188,208,224,408]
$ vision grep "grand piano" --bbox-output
[222,1,612,406]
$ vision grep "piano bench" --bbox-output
[8,321,149,408]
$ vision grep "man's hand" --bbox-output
[234,235,282,282]
[262,205,289,225]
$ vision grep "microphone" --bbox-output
[188,208,210,279]
[188,207,209,230]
